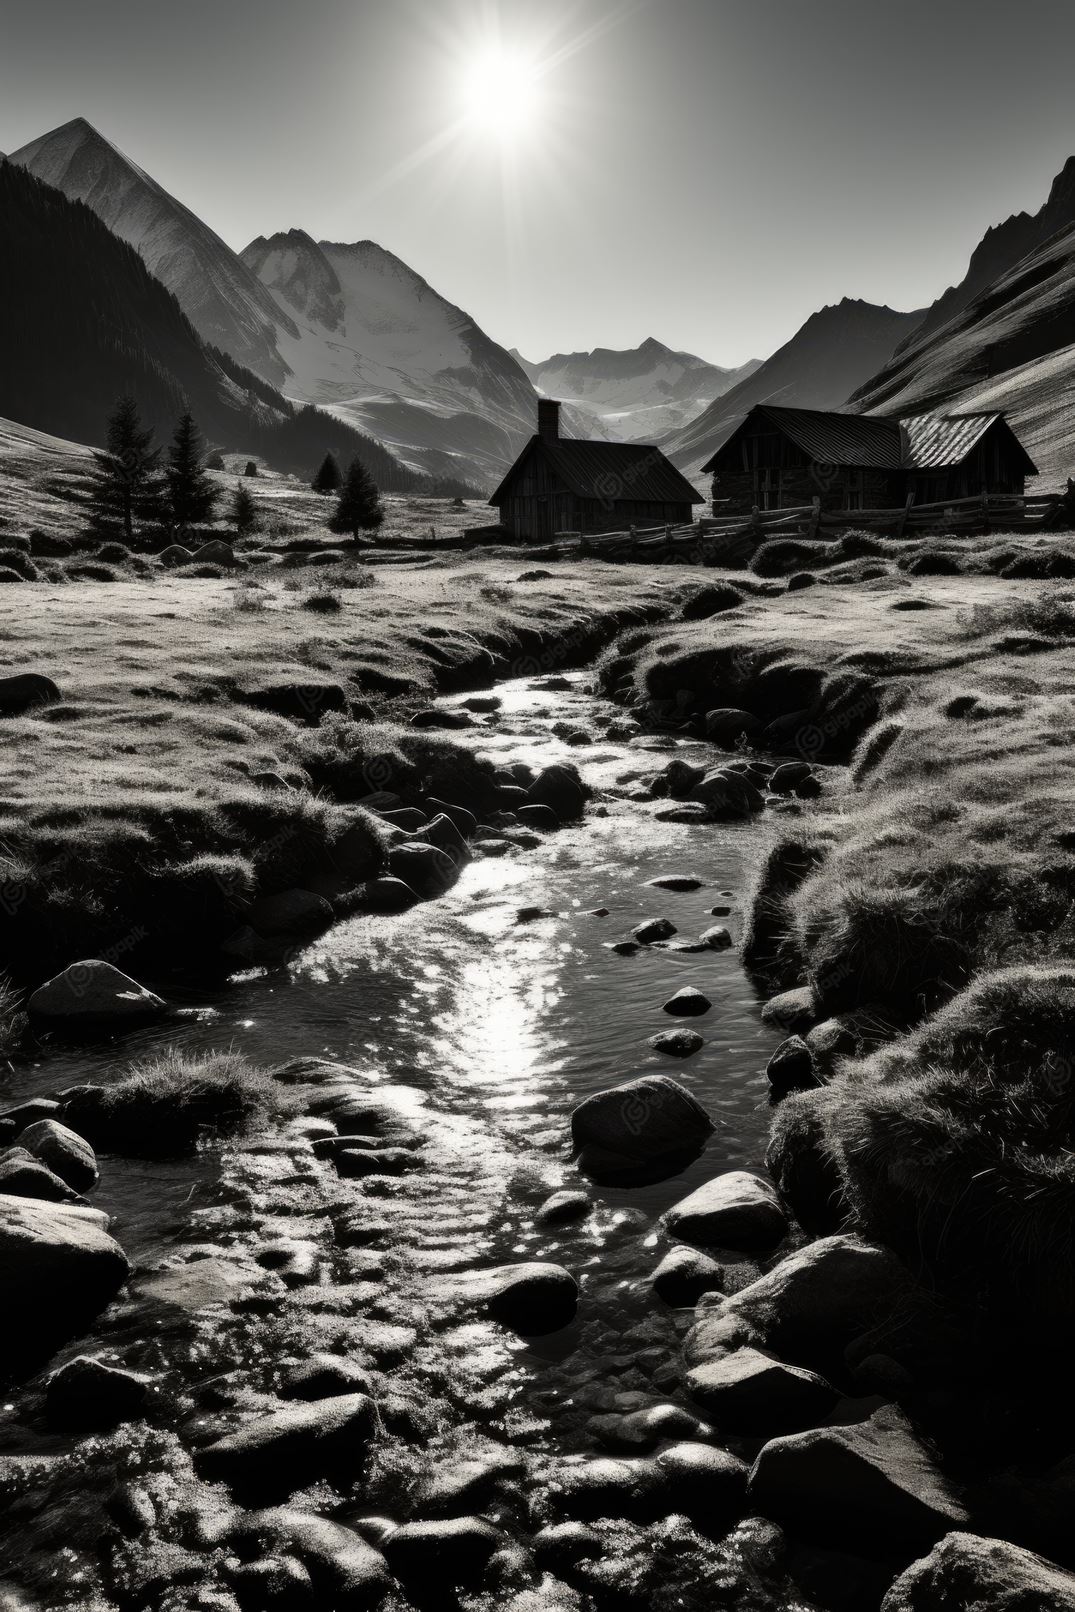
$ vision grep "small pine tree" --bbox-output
[231,481,258,538]
[166,412,218,534]
[312,452,342,495]
[329,458,385,543]
[244,461,259,478]
[88,395,162,543]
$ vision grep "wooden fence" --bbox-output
[535,488,1073,562]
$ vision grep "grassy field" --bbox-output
[0,558,679,985]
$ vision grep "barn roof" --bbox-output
[490,437,704,507]
[702,403,1037,475]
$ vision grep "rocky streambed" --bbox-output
[0,667,1070,1612]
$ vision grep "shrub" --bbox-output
[679,583,744,620]
[28,530,71,558]
[822,966,1075,1323]
[67,563,118,581]
[62,1048,287,1155]
[0,566,26,584]
[741,835,827,988]
[94,541,133,564]
[0,550,39,580]
[300,588,342,614]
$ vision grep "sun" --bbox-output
[459,46,541,139]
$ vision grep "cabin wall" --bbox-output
[713,466,896,516]
[498,496,695,540]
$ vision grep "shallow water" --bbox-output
[5,671,791,1447]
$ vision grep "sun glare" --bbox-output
[460,46,541,138]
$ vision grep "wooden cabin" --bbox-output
[702,404,1037,515]
[491,400,703,540]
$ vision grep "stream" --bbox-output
[1,668,791,1469]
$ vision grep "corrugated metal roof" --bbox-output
[899,412,999,469]
[490,437,704,507]
[701,403,1038,476]
[702,406,902,472]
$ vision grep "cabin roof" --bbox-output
[701,403,1038,476]
[899,412,1036,473]
[701,406,902,473]
[490,436,704,507]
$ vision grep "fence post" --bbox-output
[981,488,990,535]
[808,496,821,539]
[895,492,913,538]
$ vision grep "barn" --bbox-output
[490,400,703,540]
[702,404,1038,514]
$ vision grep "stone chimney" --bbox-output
[538,399,561,442]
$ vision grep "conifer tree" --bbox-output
[329,458,385,543]
[166,411,218,534]
[232,481,258,538]
[312,452,342,495]
[88,395,162,543]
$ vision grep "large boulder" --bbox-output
[881,1532,1075,1611]
[664,1171,788,1251]
[704,708,761,747]
[0,1198,129,1365]
[685,1234,909,1370]
[527,763,588,822]
[28,961,166,1024]
[18,1119,99,1193]
[570,1075,714,1182]
[655,1441,749,1525]
[227,1508,390,1607]
[749,1407,970,1550]
[0,672,61,715]
[472,1263,578,1334]
[195,1393,378,1500]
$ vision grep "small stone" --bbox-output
[45,1355,148,1431]
[474,1263,578,1334]
[633,916,676,944]
[279,1354,374,1402]
[665,1171,788,1251]
[710,905,732,916]
[195,1394,378,1501]
[655,1441,749,1521]
[548,1457,665,1522]
[383,1518,502,1588]
[590,1404,710,1452]
[28,961,166,1023]
[515,906,549,924]
[532,1522,603,1569]
[760,986,819,1032]
[700,925,732,949]
[609,940,640,955]
[687,1348,840,1433]
[647,874,703,891]
[535,1190,591,1227]
[649,1028,704,1057]
[651,1246,725,1307]
[767,1036,819,1097]
[571,1075,713,1177]
[0,1149,84,1203]
[662,987,712,1017]
[589,907,609,917]
[18,1119,98,1193]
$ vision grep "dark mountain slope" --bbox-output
[0,160,440,489]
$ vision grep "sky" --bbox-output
[4,0,1075,366]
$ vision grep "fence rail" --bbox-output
[532,486,1074,561]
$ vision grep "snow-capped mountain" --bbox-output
[9,117,295,388]
[515,337,760,442]
[662,298,925,478]
[241,228,547,485]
